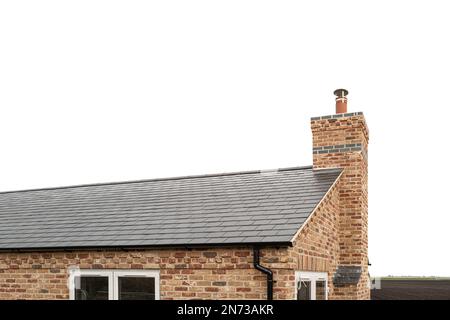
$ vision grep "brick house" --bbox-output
[0,89,369,300]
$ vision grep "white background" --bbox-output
[1,1,449,277]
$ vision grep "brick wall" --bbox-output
[0,247,296,300]
[311,112,370,300]
[289,177,341,299]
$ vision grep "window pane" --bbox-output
[75,276,109,300]
[297,280,311,300]
[118,277,155,300]
[316,280,326,300]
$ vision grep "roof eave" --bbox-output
[0,241,293,253]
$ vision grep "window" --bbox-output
[115,271,157,300]
[75,275,111,300]
[295,271,328,300]
[69,270,160,300]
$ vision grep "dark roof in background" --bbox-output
[333,266,363,285]
[0,166,342,250]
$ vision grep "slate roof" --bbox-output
[0,166,342,250]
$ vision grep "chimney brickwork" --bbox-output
[311,100,370,299]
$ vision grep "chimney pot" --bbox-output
[334,88,348,114]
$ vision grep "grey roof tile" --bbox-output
[0,166,341,250]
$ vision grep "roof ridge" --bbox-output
[0,165,315,195]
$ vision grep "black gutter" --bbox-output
[253,247,274,300]
[0,241,292,254]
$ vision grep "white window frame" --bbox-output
[69,269,160,300]
[113,270,160,300]
[295,271,328,300]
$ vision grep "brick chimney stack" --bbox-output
[311,90,369,299]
